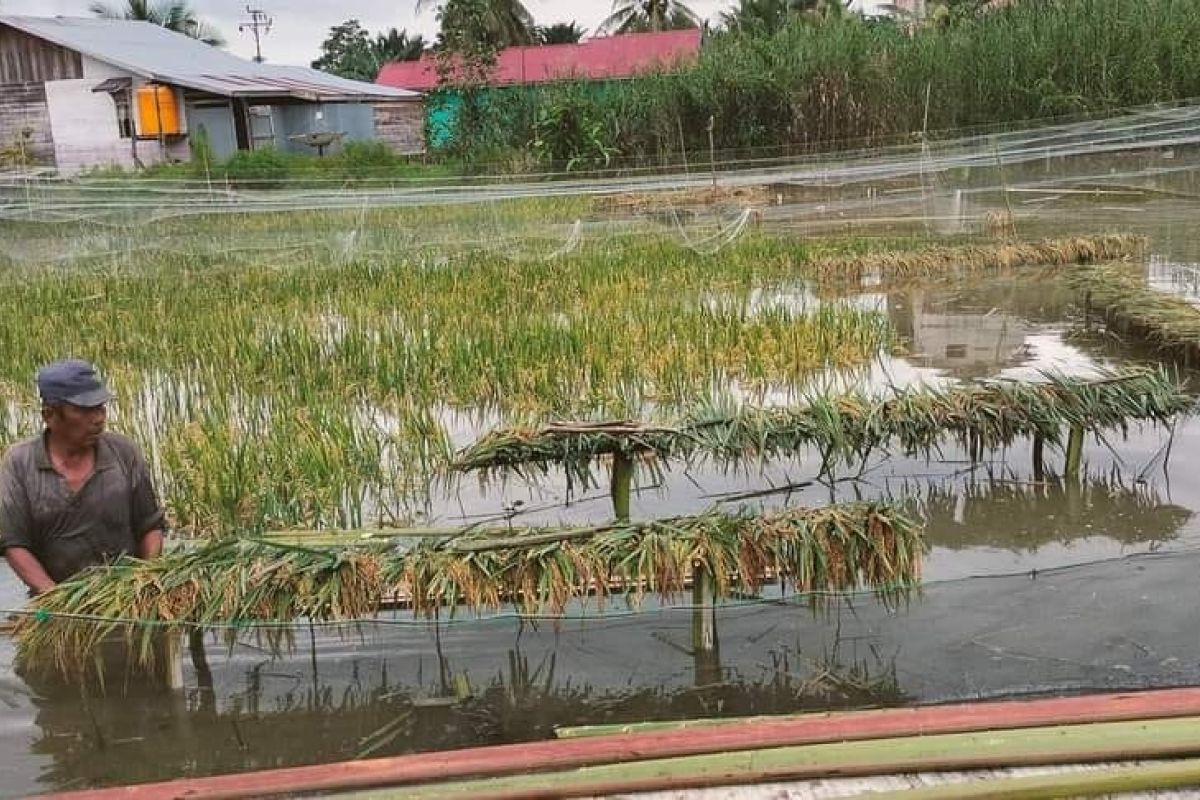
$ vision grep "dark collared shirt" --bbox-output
[0,431,166,582]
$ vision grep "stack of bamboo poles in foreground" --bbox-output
[454,368,1193,489]
[65,688,1200,797]
[14,503,919,680]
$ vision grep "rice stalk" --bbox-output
[453,368,1192,483]
[807,235,1144,284]
[1068,262,1200,365]
[13,503,921,680]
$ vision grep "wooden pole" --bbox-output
[610,452,633,521]
[1064,425,1084,481]
[836,758,1200,799]
[706,115,716,188]
[161,632,184,690]
[690,560,717,683]
[1031,433,1045,481]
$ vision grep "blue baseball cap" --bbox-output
[36,359,113,407]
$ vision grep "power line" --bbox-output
[238,5,273,64]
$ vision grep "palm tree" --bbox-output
[537,22,587,45]
[373,28,427,62]
[600,0,701,34]
[89,0,224,46]
[419,0,537,49]
[720,0,852,33]
[719,0,793,34]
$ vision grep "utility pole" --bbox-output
[239,5,272,63]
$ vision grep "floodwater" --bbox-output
[3,245,1200,796]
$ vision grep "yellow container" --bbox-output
[136,84,181,138]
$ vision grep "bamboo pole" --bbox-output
[1065,425,1084,481]
[690,561,714,654]
[394,716,1200,799]
[1032,433,1045,481]
[870,757,1200,799]
[610,452,633,521]
[161,632,183,690]
[690,560,717,685]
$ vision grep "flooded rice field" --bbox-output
[1,244,1199,795]
[4,132,1200,792]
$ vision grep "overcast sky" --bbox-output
[2,1,736,66]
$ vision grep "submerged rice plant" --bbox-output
[808,235,1144,284]
[0,219,908,534]
[1069,262,1200,364]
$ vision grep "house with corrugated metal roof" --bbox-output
[0,15,424,173]
[376,29,702,151]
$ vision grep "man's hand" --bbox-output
[3,547,56,595]
[138,529,164,560]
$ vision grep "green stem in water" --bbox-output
[611,452,633,521]
[1065,425,1084,482]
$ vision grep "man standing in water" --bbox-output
[0,360,165,594]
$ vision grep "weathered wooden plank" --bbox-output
[0,25,82,84]
[0,81,55,166]
[373,99,424,155]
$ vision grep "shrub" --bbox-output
[221,147,290,188]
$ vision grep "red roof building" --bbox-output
[376,29,703,91]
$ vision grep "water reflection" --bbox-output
[18,618,902,792]
[1148,254,1200,307]
[906,476,1191,551]
[889,288,1032,378]
[881,273,1093,379]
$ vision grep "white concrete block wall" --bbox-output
[80,56,131,80]
[45,79,137,172]
[44,75,190,173]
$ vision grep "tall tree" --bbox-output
[600,0,701,34]
[373,28,427,63]
[312,20,375,80]
[312,21,425,81]
[720,0,853,33]
[537,22,587,44]
[89,0,224,46]
[419,0,537,49]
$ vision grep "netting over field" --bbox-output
[2,100,1200,264]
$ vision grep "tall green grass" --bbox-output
[454,0,1200,167]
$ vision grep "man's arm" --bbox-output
[138,529,163,560]
[128,441,167,558]
[0,450,46,593]
[4,547,55,594]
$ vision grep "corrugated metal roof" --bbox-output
[0,15,419,102]
[377,29,702,92]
